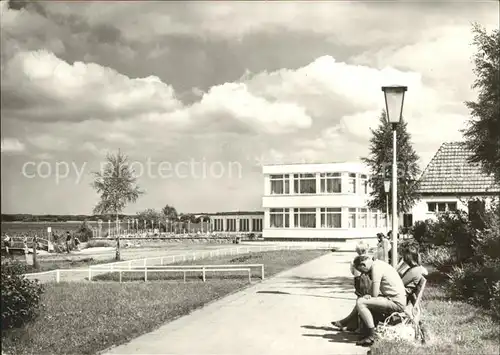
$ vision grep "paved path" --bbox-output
[104,252,367,355]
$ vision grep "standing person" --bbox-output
[352,256,407,346]
[3,233,12,256]
[375,233,390,262]
[65,231,72,253]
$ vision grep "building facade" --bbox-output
[411,142,500,223]
[262,162,388,241]
[208,212,264,234]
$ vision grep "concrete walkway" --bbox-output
[104,252,368,355]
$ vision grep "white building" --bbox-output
[262,162,388,241]
[209,212,263,234]
[411,142,500,223]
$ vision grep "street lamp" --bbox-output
[382,85,407,268]
[384,180,391,233]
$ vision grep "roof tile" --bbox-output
[417,142,500,194]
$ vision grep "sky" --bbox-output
[1,0,499,215]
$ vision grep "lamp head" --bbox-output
[382,85,407,124]
[384,180,391,193]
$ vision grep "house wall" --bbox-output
[411,195,498,223]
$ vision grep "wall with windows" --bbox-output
[262,163,387,240]
[411,195,498,223]
[209,214,264,233]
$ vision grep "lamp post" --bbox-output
[384,180,391,234]
[382,85,407,268]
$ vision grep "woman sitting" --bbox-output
[331,244,427,332]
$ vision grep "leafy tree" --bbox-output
[361,111,421,216]
[162,205,178,233]
[463,23,500,184]
[91,150,143,260]
[136,208,163,231]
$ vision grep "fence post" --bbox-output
[144,267,148,282]
[128,261,132,270]
[143,259,147,267]
[56,270,60,283]
[88,268,92,281]
[183,271,186,283]
[172,255,176,263]
[119,270,122,283]
[261,265,265,280]
[193,253,196,261]
[202,267,206,282]
[248,269,251,283]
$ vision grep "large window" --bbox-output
[358,208,368,228]
[240,218,249,232]
[226,218,236,232]
[270,208,290,228]
[252,218,263,232]
[320,208,342,228]
[370,209,378,228]
[293,173,316,194]
[427,202,457,213]
[294,208,316,228]
[270,174,289,195]
[361,174,368,194]
[347,173,357,193]
[348,208,357,228]
[320,173,342,193]
[214,218,224,231]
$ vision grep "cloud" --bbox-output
[1,138,25,153]
[1,50,183,122]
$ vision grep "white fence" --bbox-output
[22,244,331,283]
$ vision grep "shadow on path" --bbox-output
[284,275,354,293]
[257,290,355,301]
[301,325,361,344]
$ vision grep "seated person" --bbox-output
[331,247,427,333]
[353,255,407,346]
[333,242,373,331]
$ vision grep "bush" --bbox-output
[75,221,94,242]
[411,219,435,248]
[446,259,500,317]
[1,259,44,329]
[86,240,114,248]
[422,246,457,272]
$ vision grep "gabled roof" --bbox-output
[417,142,500,194]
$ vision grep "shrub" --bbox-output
[86,240,114,248]
[446,259,500,315]
[1,259,44,329]
[410,219,435,249]
[422,246,457,272]
[75,221,94,242]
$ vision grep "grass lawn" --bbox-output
[1,249,328,355]
[27,257,116,273]
[369,269,500,355]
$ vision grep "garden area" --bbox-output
[371,199,500,354]
[1,249,327,355]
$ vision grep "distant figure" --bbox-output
[66,231,72,253]
[3,233,11,256]
[375,233,390,262]
[74,237,81,251]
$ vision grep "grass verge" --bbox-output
[1,249,327,355]
[369,269,500,355]
[25,257,116,273]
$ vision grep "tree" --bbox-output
[136,208,162,231]
[91,150,143,260]
[463,23,500,184]
[361,111,421,216]
[162,205,178,233]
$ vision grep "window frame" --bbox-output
[320,207,342,228]
[293,173,317,194]
[293,208,317,228]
